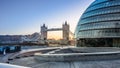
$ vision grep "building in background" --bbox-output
[0,32,40,54]
[75,0,120,47]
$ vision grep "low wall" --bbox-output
[8,47,60,60]
[35,48,120,62]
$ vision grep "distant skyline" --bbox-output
[0,0,94,36]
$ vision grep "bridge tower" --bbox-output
[62,21,69,41]
[41,24,47,40]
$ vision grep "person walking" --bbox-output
[3,49,6,56]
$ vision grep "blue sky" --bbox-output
[0,0,94,35]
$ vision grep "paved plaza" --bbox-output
[1,47,120,68]
[9,56,120,68]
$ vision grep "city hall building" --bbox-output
[75,0,120,47]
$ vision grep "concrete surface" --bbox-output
[9,57,120,68]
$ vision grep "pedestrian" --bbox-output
[3,49,6,56]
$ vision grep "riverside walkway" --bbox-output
[1,47,120,68]
[0,47,61,63]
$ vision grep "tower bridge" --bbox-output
[41,21,73,42]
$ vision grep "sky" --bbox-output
[0,0,94,38]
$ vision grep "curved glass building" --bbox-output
[75,0,120,47]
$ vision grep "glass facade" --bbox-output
[75,0,120,47]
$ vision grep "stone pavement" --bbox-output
[9,56,120,68]
[0,53,16,63]
[2,47,120,68]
